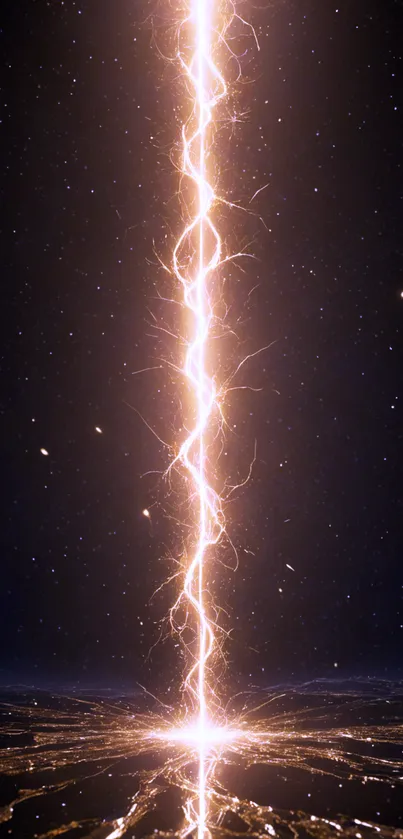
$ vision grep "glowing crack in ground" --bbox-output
[0,684,402,837]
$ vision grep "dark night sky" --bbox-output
[1,0,403,691]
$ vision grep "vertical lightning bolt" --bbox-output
[160,0,259,833]
[169,0,228,835]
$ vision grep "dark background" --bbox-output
[1,0,402,691]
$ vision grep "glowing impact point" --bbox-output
[154,724,240,747]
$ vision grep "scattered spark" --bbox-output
[95,426,103,434]
[249,182,270,203]
[286,563,295,572]
[40,448,49,456]
[143,508,151,518]
[130,365,163,375]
